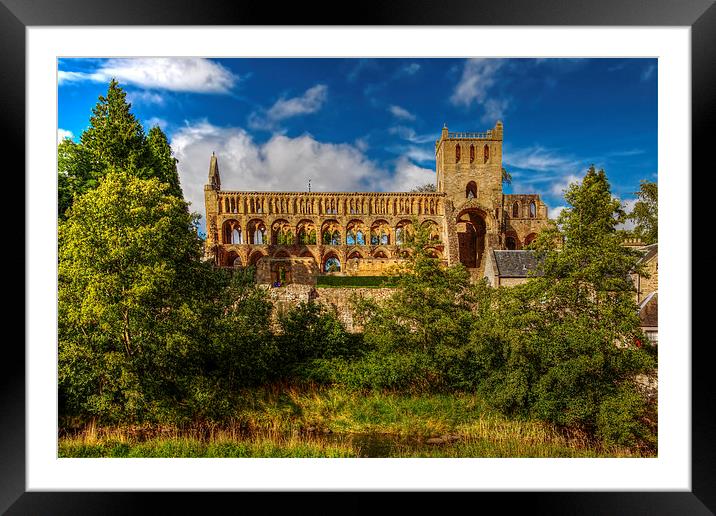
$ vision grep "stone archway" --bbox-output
[456,209,487,269]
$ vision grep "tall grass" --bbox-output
[59,383,652,458]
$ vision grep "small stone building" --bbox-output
[631,243,658,304]
[484,250,543,287]
[638,291,658,345]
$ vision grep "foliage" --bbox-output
[58,79,182,219]
[626,180,657,244]
[409,183,437,193]
[277,302,359,367]
[501,167,512,185]
[354,218,475,355]
[472,166,656,447]
[58,171,216,424]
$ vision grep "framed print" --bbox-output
[6,0,715,513]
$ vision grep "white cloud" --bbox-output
[58,58,238,94]
[615,198,637,231]
[388,105,416,121]
[379,158,435,192]
[401,63,421,75]
[249,84,328,130]
[171,121,433,232]
[126,90,166,106]
[388,126,436,144]
[548,206,566,220]
[144,117,169,131]
[57,128,73,144]
[354,138,369,152]
[481,98,509,123]
[266,84,327,120]
[402,146,434,164]
[450,59,504,108]
[549,174,582,196]
[505,146,580,174]
[641,64,656,82]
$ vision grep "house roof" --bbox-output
[491,250,543,278]
[639,291,658,327]
[637,243,658,264]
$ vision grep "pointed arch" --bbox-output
[466,181,477,199]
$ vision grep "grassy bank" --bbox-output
[59,384,652,458]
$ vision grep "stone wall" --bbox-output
[264,285,397,333]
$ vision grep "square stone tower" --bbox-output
[435,120,504,206]
[435,121,504,271]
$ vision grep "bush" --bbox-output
[597,386,654,449]
[277,301,361,374]
[304,351,442,392]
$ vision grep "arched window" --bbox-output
[506,236,517,250]
[356,230,365,246]
[380,231,389,245]
[455,144,461,163]
[470,144,475,163]
[324,257,341,273]
[529,201,536,218]
[483,144,490,163]
[396,227,404,245]
[347,231,356,246]
[512,201,520,218]
[466,181,477,199]
[231,228,242,244]
[371,232,379,246]
[331,230,341,246]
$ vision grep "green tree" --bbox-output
[58,79,182,218]
[58,171,214,424]
[355,218,474,354]
[146,125,183,199]
[409,183,437,193]
[475,166,656,447]
[58,138,94,218]
[80,79,146,174]
[627,180,657,244]
[502,167,512,185]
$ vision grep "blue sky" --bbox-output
[58,57,657,232]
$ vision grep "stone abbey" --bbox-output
[204,121,550,284]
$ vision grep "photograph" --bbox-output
[56,56,659,459]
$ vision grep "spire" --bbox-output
[208,153,221,190]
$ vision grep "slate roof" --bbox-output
[492,250,543,278]
[639,291,658,327]
[637,243,658,264]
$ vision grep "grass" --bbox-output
[59,383,653,458]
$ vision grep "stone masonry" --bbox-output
[204,121,550,284]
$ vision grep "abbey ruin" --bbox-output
[203,121,550,284]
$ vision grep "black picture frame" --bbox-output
[5,0,713,513]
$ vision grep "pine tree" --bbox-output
[80,78,146,174]
[58,79,184,218]
[146,125,183,199]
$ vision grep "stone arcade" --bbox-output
[204,121,550,285]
